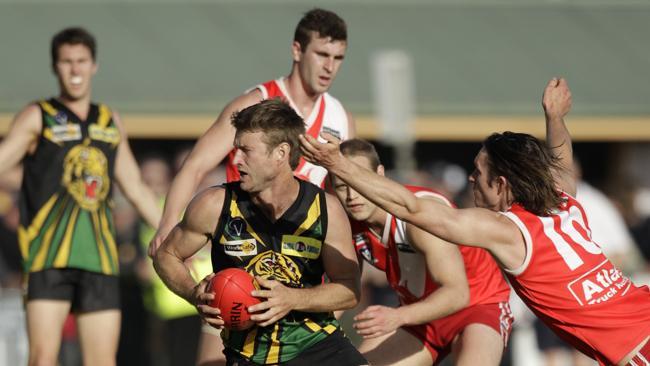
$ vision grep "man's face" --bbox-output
[468,149,502,211]
[332,155,380,222]
[232,131,281,193]
[293,33,347,96]
[54,43,97,101]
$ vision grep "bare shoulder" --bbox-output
[12,103,42,132]
[324,191,346,216]
[183,186,227,232]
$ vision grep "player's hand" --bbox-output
[299,132,343,169]
[353,305,404,339]
[193,273,224,329]
[542,77,572,121]
[248,276,298,327]
[148,224,173,258]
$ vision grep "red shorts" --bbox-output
[403,302,513,364]
[627,339,650,366]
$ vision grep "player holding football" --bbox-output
[154,100,367,365]
[300,77,650,366]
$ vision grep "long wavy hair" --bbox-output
[483,132,564,216]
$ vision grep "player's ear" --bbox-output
[377,164,385,177]
[276,142,290,163]
[496,175,508,194]
[291,41,302,63]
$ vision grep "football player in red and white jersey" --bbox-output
[332,139,512,365]
[149,9,355,365]
[300,78,650,366]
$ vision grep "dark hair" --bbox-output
[51,27,96,67]
[231,99,305,170]
[483,132,564,216]
[340,139,381,171]
[294,8,347,51]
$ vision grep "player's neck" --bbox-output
[284,72,320,117]
[251,174,300,221]
[57,93,92,121]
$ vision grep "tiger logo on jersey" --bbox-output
[62,140,110,211]
[245,251,302,288]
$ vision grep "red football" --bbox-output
[208,268,260,330]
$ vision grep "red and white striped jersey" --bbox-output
[502,192,650,365]
[353,185,510,307]
[226,78,350,187]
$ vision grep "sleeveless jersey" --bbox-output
[353,185,510,307]
[226,78,350,187]
[212,180,340,364]
[18,98,121,275]
[502,192,650,365]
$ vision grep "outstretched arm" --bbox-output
[150,91,263,256]
[543,77,575,196]
[299,134,523,268]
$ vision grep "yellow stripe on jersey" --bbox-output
[323,324,337,334]
[100,207,119,273]
[304,319,322,333]
[265,324,281,364]
[97,104,112,127]
[53,205,80,267]
[241,327,258,358]
[228,192,266,247]
[31,195,69,271]
[293,194,320,236]
[18,194,59,259]
[39,101,58,116]
[91,210,111,274]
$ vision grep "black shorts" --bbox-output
[27,268,120,313]
[225,330,367,366]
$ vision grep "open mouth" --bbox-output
[70,76,83,85]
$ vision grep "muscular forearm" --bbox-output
[293,280,359,313]
[330,158,420,219]
[153,249,198,304]
[546,115,573,166]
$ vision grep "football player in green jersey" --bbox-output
[0,27,160,366]
[154,99,366,365]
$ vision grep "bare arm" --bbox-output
[151,91,263,254]
[300,133,523,268]
[543,77,575,196]
[249,193,361,327]
[346,110,356,138]
[354,215,470,338]
[112,112,161,228]
[0,104,41,175]
[153,187,225,328]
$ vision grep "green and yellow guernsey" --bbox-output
[18,98,120,275]
[212,180,340,364]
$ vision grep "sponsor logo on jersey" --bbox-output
[223,239,258,257]
[89,125,120,145]
[44,124,83,143]
[568,259,631,306]
[226,217,245,238]
[281,235,321,259]
[54,111,68,125]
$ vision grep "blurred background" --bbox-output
[2,0,650,365]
